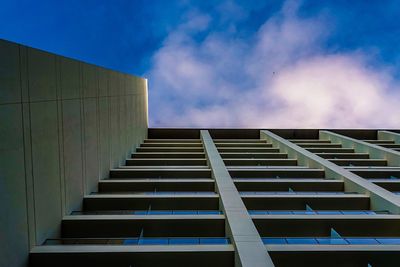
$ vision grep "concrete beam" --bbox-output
[260,130,400,214]
[201,130,274,267]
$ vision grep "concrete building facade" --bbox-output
[2,40,400,266]
[0,39,148,267]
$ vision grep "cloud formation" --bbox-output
[148,0,400,128]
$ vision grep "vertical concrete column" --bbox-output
[260,130,400,214]
[320,131,400,166]
[378,131,400,144]
[200,130,274,267]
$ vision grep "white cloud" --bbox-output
[147,0,400,128]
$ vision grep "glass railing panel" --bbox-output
[286,238,318,244]
[261,238,287,244]
[233,177,326,180]
[71,210,223,215]
[147,210,173,215]
[240,191,358,195]
[171,210,196,215]
[123,238,139,245]
[92,191,218,195]
[346,238,379,245]
[138,238,169,245]
[197,210,222,215]
[376,238,400,245]
[44,237,231,246]
[315,211,342,215]
[139,191,217,195]
[316,238,348,245]
[169,238,199,245]
[200,238,230,244]
[292,211,317,215]
[265,211,293,215]
[262,237,400,245]
[248,210,389,215]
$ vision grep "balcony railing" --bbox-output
[262,237,400,245]
[240,191,358,195]
[92,191,217,195]
[71,210,223,215]
[44,237,231,245]
[248,210,389,215]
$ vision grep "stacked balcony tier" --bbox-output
[290,139,400,195]
[226,138,400,267]
[30,139,234,267]
[364,139,400,153]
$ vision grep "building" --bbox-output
[1,39,400,266]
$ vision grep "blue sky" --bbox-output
[1,0,400,127]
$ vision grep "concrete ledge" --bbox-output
[229,168,325,178]
[31,244,235,253]
[109,168,211,178]
[144,139,202,143]
[98,179,215,192]
[132,152,205,158]
[30,245,234,267]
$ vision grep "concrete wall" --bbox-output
[0,39,148,267]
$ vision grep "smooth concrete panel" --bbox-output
[58,57,80,99]
[117,73,124,96]
[108,71,119,96]
[19,46,29,102]
[56,98,66,218]
[120,73,126,96]
[82,63,98,98]
[0,39,21,104]
[110,96,120,168]
[27,48,57,102]
[126,75,134,95]
[136,94,143,147]
[134,76,141,94]
[133,96,139,149]
[30,101,62,244]
[98,97,111,179]
[0,104,28,267]
[138,96,144,142]
[126,95,134,151]
[61,99,84,214]
[83,98,99,194]
[119,95,128,163]
[98,67,108,97]
[21,103,36,249]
